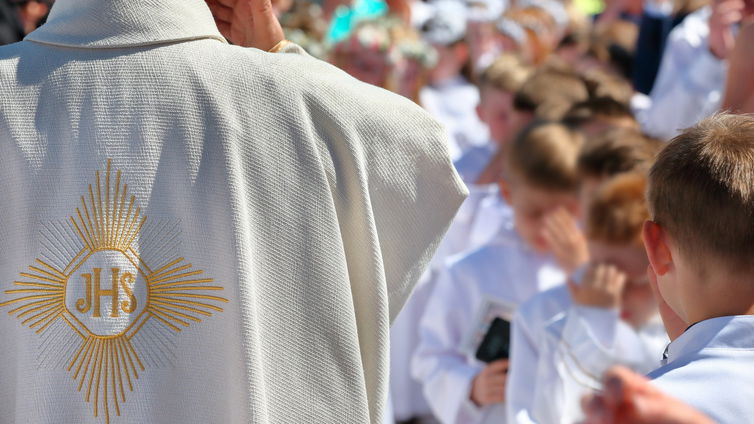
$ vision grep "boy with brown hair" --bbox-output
[512,67,590,122]
[507,172,667,424]
[454,53,532,184]
[413,121,582,424]
[637,112,754,422]
[538,127,661,284]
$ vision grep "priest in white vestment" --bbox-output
[0,0,468,423]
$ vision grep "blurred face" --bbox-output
[428,42,468,84]
[396,58,425,101]
[589,241,657,328]
[579,175,605,222]
[467,21,499,65]
[477,88,516,146]
[341,49,390,88]
[505,179,580,252]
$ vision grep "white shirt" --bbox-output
[0,1,468,423]
[453,143,495,185]
[389,184,510,422]
[637,7,727,141]
[421,76,490,161]
[650,315,754,423]
[412,233,565,424]
[507,287,667,423]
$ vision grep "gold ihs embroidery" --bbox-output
[0,160,228,424]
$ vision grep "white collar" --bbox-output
[24,0,227,49]
[667,315,754,363]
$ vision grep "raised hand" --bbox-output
[205,0,285,50]
[568,263,626,309]
[542,207,590,275]
[708,0,745,59]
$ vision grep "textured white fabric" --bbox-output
[507,286,667,424]
[412,234,564,424]
[0,1,467,423]
[649,315,754,423]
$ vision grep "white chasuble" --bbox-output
[0,0,467,423]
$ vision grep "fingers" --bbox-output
[582,393,609,424]
[246,0,286,50]
[487,359,510,373]
[207,0,234,21]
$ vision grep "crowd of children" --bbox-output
[272,0,754,422]
[1,0,752,423]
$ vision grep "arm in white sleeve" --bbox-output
[639,13,727,140]
[559,305,664,377]
[411,267,485,424]
[505,307,539,424]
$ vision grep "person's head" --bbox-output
[563,96,638,137]
[501,121,583,252]
[643,113,754,324]
[331,19,394,88]
[476,54,532,145]
[513,67,589,122]
[421,1,470,84]
[577,127,660,213]
[390,25,438,102]
[587,173,656,328]
[11,0,50,34]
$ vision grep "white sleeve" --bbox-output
[506,307,539,424]
[411,267,485,424]
[559,306,664,377]
[639,28,727,140]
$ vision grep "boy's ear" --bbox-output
[642,220,673,276]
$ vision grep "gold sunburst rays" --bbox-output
[0,160,228,424]
[0,259,67,334]
[70,159,146,255]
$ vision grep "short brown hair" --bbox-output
[563,97,637,130]
[507,121,584,191]
[578,127,661,178]
[513,68,589,120]
[648,113,754,270]
[478,53,532,94]
[587,173,648,247]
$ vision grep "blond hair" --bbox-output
[587,173,648,247]
[478,53,532,94]
[648,113,754,270]
[507,121,584,191]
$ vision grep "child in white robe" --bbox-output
[412,122,584,424]
[637,113,754,423]
[506,173,667,424]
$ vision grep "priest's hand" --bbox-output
[206,0,285,51]
[582,366,714,424]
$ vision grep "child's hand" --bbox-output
[568,263,627,309]
[542,207,589,274]
[470,359,509,407]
